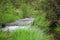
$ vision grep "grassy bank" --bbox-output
[0,28,51,40]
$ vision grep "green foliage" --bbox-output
[32,11,50,31]
[0,0,37,26]
[8,29,51,40]
[0,0,23,27]
[56,19,60,27]
[20,4,32,18]
[0,28,52,40]
[54,19,60,35]
[32,0,60,33]
[54,27,60,40]
[0,31,10,40]
[0,0,59,40]
[0,0,48,27]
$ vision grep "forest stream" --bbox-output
[2,17,34,31]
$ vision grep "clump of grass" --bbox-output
[0,30,10,40]
[8,28,51,40]
[54,27,60,35]
[32,11,50,32]
[0,28,52,40]
[54,19,60,35]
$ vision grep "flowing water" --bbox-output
[2,17,34,31]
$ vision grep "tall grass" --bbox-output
[0,28,52,40]
[32,11,50,32]
[0,30,10,40]
[8,28,51,40]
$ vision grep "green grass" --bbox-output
[0,30,10,40]
[32,11,50,31]
[8,28,51,40]
[0,28,52,40]
[54,27,60,35]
